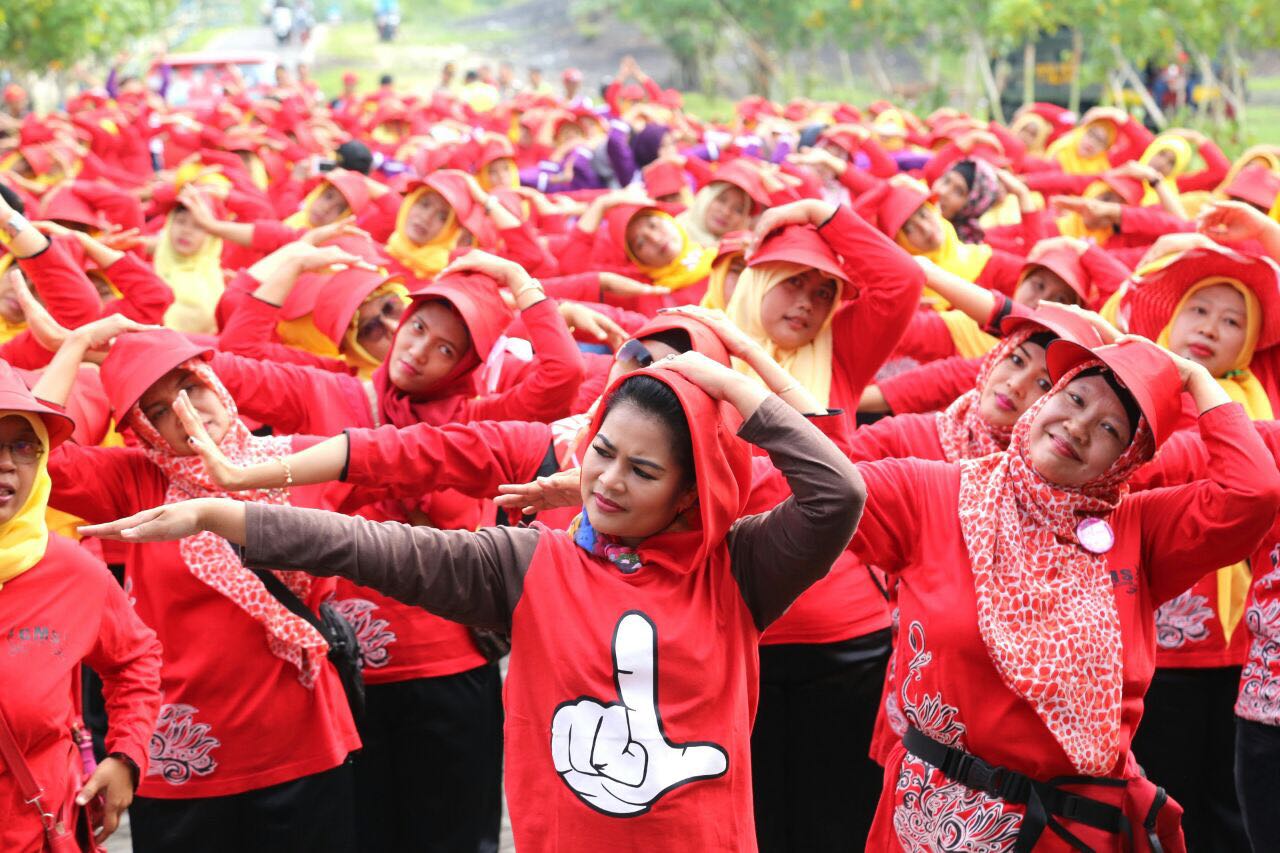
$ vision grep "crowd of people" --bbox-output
[2,49,1280,853]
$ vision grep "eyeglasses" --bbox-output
[617,339,655,368]
[0,439,43,465]
[357,298,404,344]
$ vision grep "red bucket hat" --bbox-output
[0,361,75,448]
[1020,246,1091,305]
[1001,302,1106,349]
[715,230,750,263]
[748,223,848,287]
[1118,245,1280,350]
[37,183,112,231]
[311,268,405,347]
[323,169,373,215]
[99,329,214,422]
[421,170,498,247]
[710,159,771,208]
[641,160,688,199]
[852,179,931,239]
[1094,171,1145,207]
[1046,338,1183,448]
[1223,164,1280,212]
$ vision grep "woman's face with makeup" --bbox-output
[580,401,695,542]
[1027,374,1133,486]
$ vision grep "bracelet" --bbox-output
[777,381,801,396]
[277,456,293,489]
[0,211,29,246]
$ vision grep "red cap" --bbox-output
[748,224,849,286]
[1224,164,1280,211]
[422,170,498,248]
[342,72,358,86]
[710,158,771,208]
[323,168,373,215]
[37,183,110,230]
[311,268,403,346]
[641,160,687,199]
[99,329,214,421]
[402,270,513,361]
[1000,302,1105,349]
[562,68,583,83]
[1021,246,1091,305]
[852,180,931,239]
[715,230,750,262]
[1046,338,1182,448]
[0,361,74,448]
[1095,170,1145,207]
[2,84,24,105]
[1118,245,1280,350]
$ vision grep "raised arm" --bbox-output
[79,498,541,633]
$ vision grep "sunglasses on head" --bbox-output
[617,338,654,368]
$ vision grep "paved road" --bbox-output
[205,22,325,68]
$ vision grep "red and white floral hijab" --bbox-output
[129,359,329,687]
[935,327,1034,462]
[957,357,1155,775]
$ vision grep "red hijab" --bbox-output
[371,270,514,428]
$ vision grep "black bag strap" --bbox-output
[903,727,1128,852]
[253,569,325,635]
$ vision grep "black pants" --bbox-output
[1235,717,1280,851]
[1131,666,1249,853]
[353,664,503,853]
[130,759,356,853]
[751,630,892,853]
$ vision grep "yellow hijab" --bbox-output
[0,256,24,345]
[1055,180,1119,245]
[285,183,350,228]
[1046,121,1116,175]
[385,187,461,280]
[155,212,226,335]
[724,261,841,406]
[627,212,716,292]
[895,210,993,285]
[477,158,519,192]
[676,183,738,249]
[0,413,51,588]
[700,254,742,311]
[278,280,410,378]
[1138,134,1193,206]
[1158,277,1270,641]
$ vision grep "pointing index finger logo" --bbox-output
[550,610,729,817]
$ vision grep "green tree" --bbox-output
[0,0,175,74]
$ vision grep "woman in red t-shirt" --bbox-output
[0,357,162,853]
[850,337,1280,850]
[33,328,362,853]
[83,353,864,853]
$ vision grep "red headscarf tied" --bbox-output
[99,330,329,687]
[372,269,514,428]
[579,367,753,576]
[959,338,1176,775]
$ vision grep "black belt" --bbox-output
[903,727,1133,852]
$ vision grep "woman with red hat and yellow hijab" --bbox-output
[217,236,409,377]
[0,186,111,374]
[385,169,532,280]
[676,159,771,249]
[849,331,1280,851]
[559,189,714,311]
[81,349,865,853]
[855,176,1027,292]
[723,198,924,420]
[29,325,363,853]
[1022,106,1154,177]
[0,354,162,853]
[1100,245,1280,850]
[152,183,229,335]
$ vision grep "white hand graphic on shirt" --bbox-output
[550,611,729,816]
